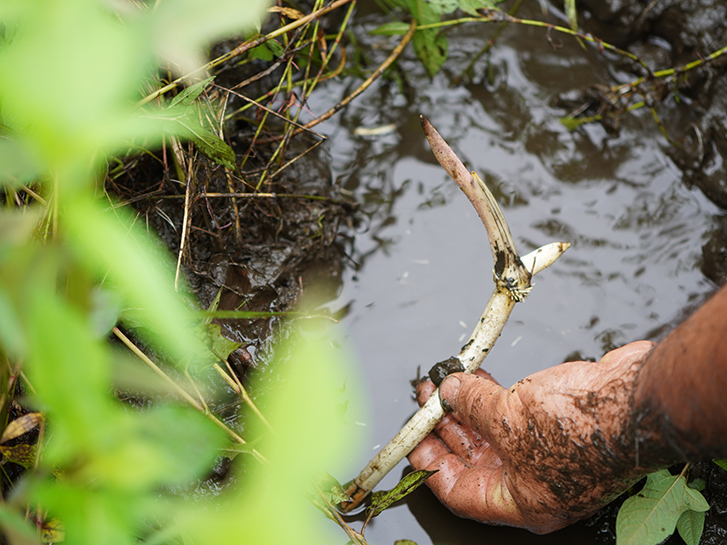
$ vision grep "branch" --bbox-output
[339,118,569,512]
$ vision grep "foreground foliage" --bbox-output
[0,0,364,544]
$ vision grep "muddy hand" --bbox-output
[408,341,655,534]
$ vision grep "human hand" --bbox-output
[408,341,656,534]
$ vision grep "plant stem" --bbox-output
[341,242,568,510]
[340,119,569,511]
[112,327,268,465]
[138,0,356,106]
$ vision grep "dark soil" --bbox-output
[108,140,355,372]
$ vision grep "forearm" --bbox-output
[631,284,727,464]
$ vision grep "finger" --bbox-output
[415,379,436,406]
[415,368,499,407]
[599,340,654,367]
[439,372,509,443]
[409,439,527,529]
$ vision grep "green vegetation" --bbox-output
[0,0,722,543]
[0,1,365,543]
[616,468,709,545]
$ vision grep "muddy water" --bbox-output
[306,7,722,544]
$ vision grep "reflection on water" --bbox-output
[309,6,720,544]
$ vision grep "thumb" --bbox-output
[439,372,507,439]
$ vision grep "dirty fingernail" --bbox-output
[440,375,461,411]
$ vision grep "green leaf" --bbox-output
[560,116,588,131]
[413,29,448,77]
[402,0,449,76]
[89,287,123,338]
[169,76,216,108]
[458,0,497,16]
[428,0,458,14]
[369,21,411,36]
[565,0,577,32]
[368,469,438,518]
[616,470,709,545]
[677,509,706,545]
[684,484,710,511]
[714,458,727,471]
[178,116,237,171]
[249,43,274,61]
[204,322,242,361]
[319,472,351,505]
[265,39,285,58]
[688,478,706,492]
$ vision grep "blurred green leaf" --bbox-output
[368,469,437,518]
[428,0,458,14]
[89,287,123,338]
[714,459,727,471]
[0,0,152,187]
[458,0,497,15]
[0,505,40,545]
[150,0,271,77]
[0,139,41,188]
[0,208,42,246]
[25,270,116,462]
[0,288,25,357]
[179,316,365,545]
[317,472,351,505]
[61,196,208,367]
[80,405,226,491]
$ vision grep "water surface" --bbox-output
[307,8,720,543]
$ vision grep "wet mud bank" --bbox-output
[109,139,355,371]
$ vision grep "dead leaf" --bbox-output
[0,413,43,444]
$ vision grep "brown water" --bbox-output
[303,7,721,544]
